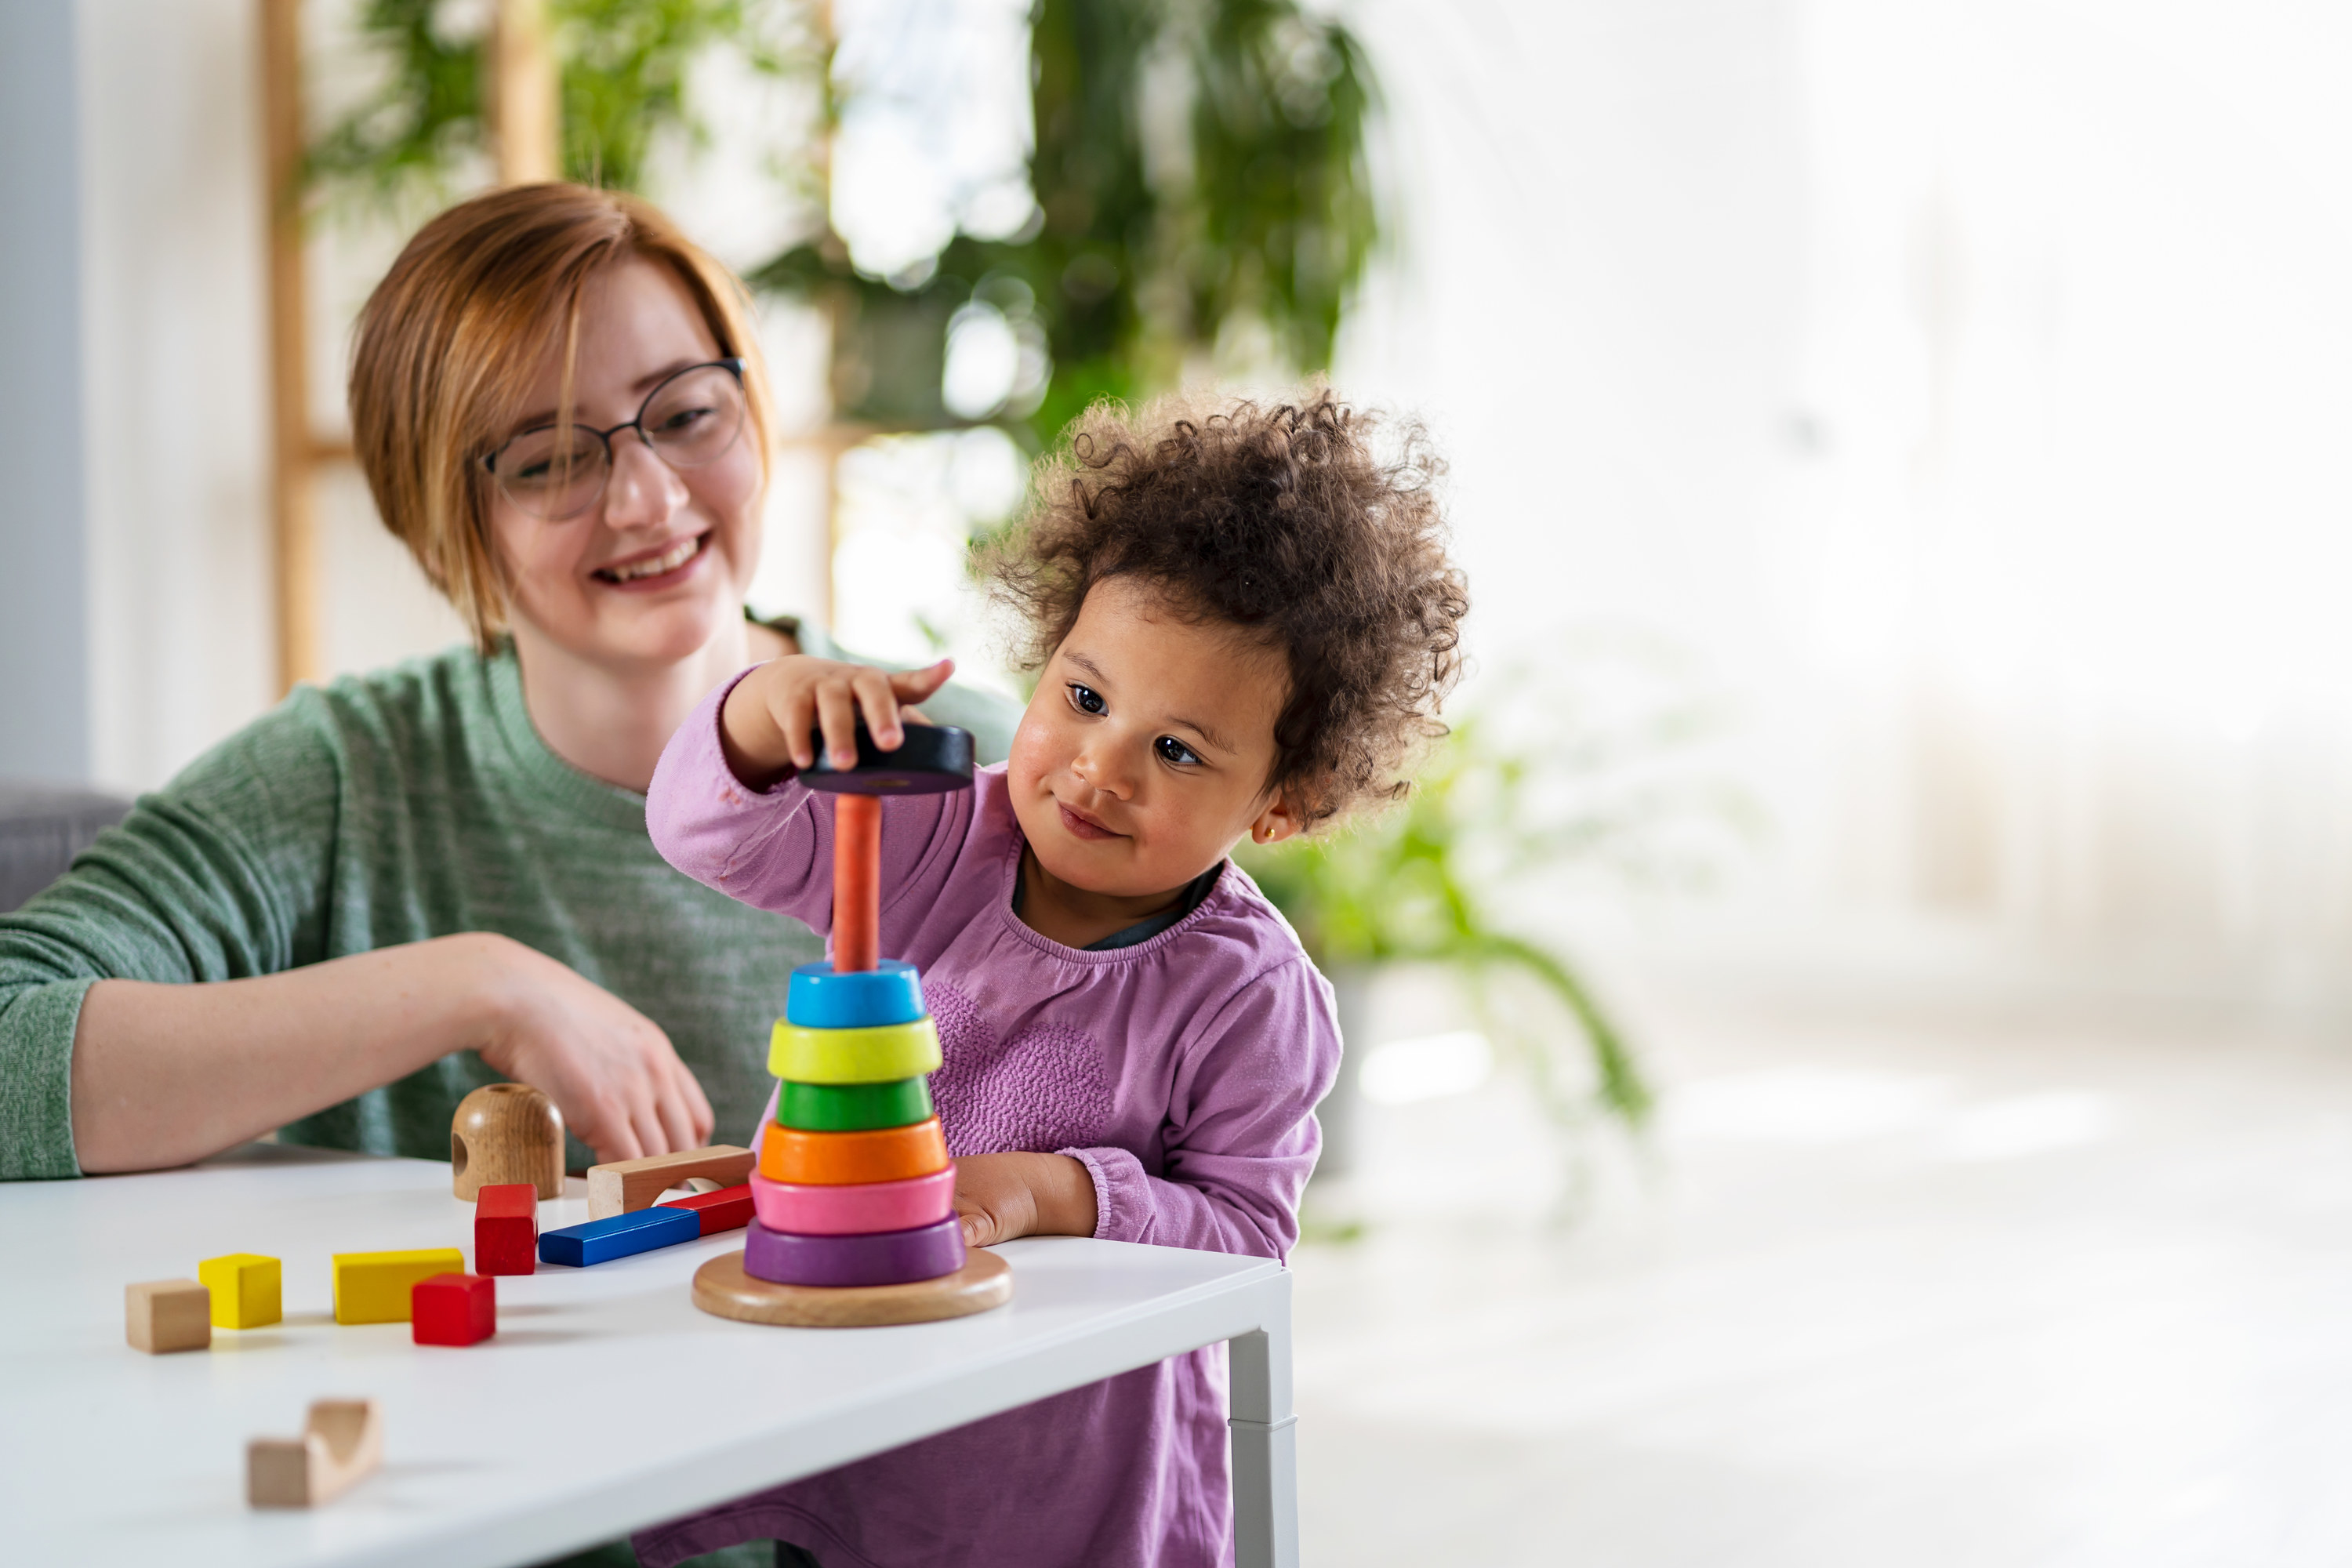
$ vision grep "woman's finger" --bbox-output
[652,1057,702,1153]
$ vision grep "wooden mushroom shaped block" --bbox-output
[451,1082,564,1200]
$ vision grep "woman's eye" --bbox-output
[652,405,711,434]
[1068,684,1106,715]
[1155,735,1201,767]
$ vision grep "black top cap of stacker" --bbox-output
[802,723,975,794]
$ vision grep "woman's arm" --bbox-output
[69,933,713,1174]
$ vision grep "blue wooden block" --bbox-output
[785,960,927,1029]
[538,1205,702,1267]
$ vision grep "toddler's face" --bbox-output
[1008,577,1301,900]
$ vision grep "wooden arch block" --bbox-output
[585,1144,754,1220]
[247,1399,383,1508]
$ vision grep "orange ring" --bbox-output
[758,1117,949,1186]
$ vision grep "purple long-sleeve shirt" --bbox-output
[635,677,1341,1568]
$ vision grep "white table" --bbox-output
[0,1143,1298,1568]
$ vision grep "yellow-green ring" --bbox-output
[768,1015,942,1085]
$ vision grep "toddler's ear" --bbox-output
[1246,793,1306,848]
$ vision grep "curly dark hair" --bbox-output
[982,388,1469,827]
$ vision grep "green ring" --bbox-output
[768,1015,942,1084]
[775,1077,935,1132]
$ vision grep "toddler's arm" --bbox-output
[647,657,962,931]
[1069,960,1341,1261]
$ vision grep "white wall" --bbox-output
[77,0,277,793]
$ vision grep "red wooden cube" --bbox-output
[411,1272,495,1346]
[474,1182,539,1276]
[659,1182,755,1236]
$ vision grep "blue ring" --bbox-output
[785,960,928,1029]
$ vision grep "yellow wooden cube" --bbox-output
[198,1253,282,1329]
[332,1248,465,1325]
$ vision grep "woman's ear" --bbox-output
[1247,793,1307,848]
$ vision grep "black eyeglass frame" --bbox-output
[479,357,749,517]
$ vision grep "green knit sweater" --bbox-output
[0,636,1016,1181]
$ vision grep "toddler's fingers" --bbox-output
[652,1069,701,1155]
[813,682,862,771]
[775,681,818,771]
[888,659,955,706]
[851,666,906,750]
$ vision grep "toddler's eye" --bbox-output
[1067,683,1106,715]
[1155,735,1202,767]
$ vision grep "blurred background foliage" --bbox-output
[307,0,1376,448]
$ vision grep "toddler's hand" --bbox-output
[952,1152,1099,1247]
[719,654,954,789]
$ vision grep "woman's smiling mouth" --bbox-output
[593,533,706,586]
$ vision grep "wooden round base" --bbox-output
[691,1246,1011,1328]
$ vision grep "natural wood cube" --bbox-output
[125,1278,212,1354]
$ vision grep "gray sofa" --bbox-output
[1,781,131,912]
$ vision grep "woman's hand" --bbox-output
[951,1152,1099,1247]
[719,655,955,790]
[470,935,715,1164]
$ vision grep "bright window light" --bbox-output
[1359,1031,1494,1105]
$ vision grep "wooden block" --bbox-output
[658,1181,755,1236]
[332,1248,466,1325]
[450,1082,564,1200]
[584,1144,754,1220]
[411,1272,495,1346]
[246,1399,382,1508]
[125,1279,211,1354]
[757,1116,949,1186]
[198,1253,282,1330]
[473,1182,539,1276]
[691,1246,1011,1328]
[539,1206,701,1267]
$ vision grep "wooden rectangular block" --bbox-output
[331,1248,466,1325]
[586,1145,754,1220]
[539,1205,700,1267]
[411,1272,495,1346]
[198,1253,282,1329]
[659,1182,755,1236]
[473,1182,539,1276]
[125,1279,211,1354]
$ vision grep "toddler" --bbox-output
[640,390,1467,1568]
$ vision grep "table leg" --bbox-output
[1228,1272,1300,1568]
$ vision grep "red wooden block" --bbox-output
[474,1182,538,1276]
[411,1272,495,1346]
[659,1182,755,1236]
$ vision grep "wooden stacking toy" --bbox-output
[694,723,1014,1328]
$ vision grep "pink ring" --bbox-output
[749,1166,957,1236]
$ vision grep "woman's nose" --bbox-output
[601,430,688,528]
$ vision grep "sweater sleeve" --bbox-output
[0,706,342,1180]
[1062,956,1341,1261]
[645,671,967,935]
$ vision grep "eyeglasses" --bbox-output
[481,358,749,520]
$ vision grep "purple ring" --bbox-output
[742,1215,967,1287]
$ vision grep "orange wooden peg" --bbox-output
[833,793,881,972]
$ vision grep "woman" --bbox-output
[0,183,1011,1181]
